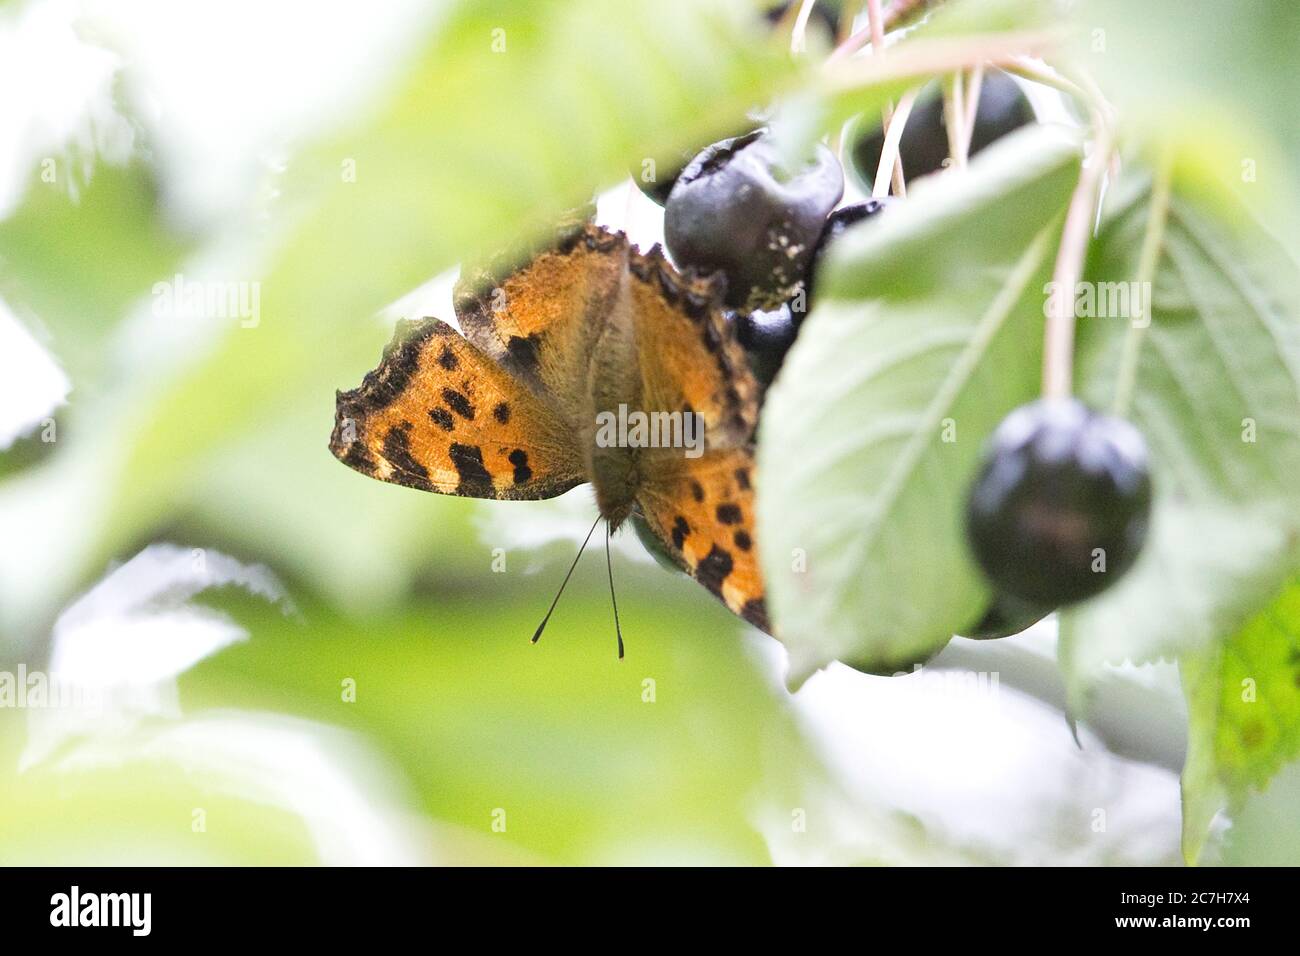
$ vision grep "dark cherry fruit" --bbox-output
[848,71,1035,190]
[632,155,688,206]
[808,197,892,300]
[631,127,759,206]
[733,302,799,388]
[664,130,843,311]
[960,593,1051,640]
[966,398,1153,608]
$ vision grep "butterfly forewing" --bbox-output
[455,224,626,412]
[330,318,584,500]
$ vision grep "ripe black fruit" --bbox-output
[966,399,1153,607]
[960,593,1050,640]
[848,71,1034,189]
[733,302,799,388]
[664,131,843,311]
[631,128,756,206]
[808,197,892,299]
[632,155,689,206]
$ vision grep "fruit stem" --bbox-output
[874,88,918,198]
[942,71,968,170]
[864,0,908,195]
[836,0,864,45]
[828,0,942,62]
[1042,122,1115,400]
[961,64,985,159]
[1111,151,1174,418]
[790,0,819,54]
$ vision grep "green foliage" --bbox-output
[1181,578,1300,864]
[0,161,189,385]
[758,126,1079,681]
[1059,170,1300,698]
[0,583,811,865]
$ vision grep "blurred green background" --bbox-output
[0,0,1296,866]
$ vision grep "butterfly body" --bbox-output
[330,222,771,634]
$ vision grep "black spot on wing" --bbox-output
[508,448,532,485]
[690,480,704,502]
[695,545,734,597]
[383,422,433,491]
[438,346,459,370]
[716,503,742,525]
[734,468,751,491]
[493,402,511,424]
[671,515,690,551]
[429,407,454,431]
[340,437,375,473]
[442,388,475,420]
[449,442,494,497]
[733,530,752,551]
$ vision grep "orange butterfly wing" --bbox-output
[330,319,584,500]
[636,448,769,633]
[623,244,769,634]
[455,222,626,408]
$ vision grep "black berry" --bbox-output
[848,71,1034,189]
[632,157,688,206]
[966,398,1153,607]
[631,129,756,206]
[808,197,892,299]
[665,131,843,311]
[733,302,799,388]
[960,593,1050,640]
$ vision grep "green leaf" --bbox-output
[1180,576,1300,864]
[0,161,189,384]
[757,125,1081,684]
[1077,0,1300,242]
[1059,171,1300,701]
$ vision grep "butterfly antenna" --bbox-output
[605,522,625,660]
[531,513,602,646]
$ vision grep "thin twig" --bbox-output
[821,30,1063,91]
[942,71,967,170]
[829,0,940,63]
[961,64,985,159]
[1042,123,1116,400]
[874,88,918,197]
[791,0,819,54]
[864,0,907,195]
[1111,152,1174,417]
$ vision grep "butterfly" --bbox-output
[329,218,770,654]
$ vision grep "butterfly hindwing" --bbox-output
[627,245,761,450]
[330,318,584,500]
[636,447,770,633]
